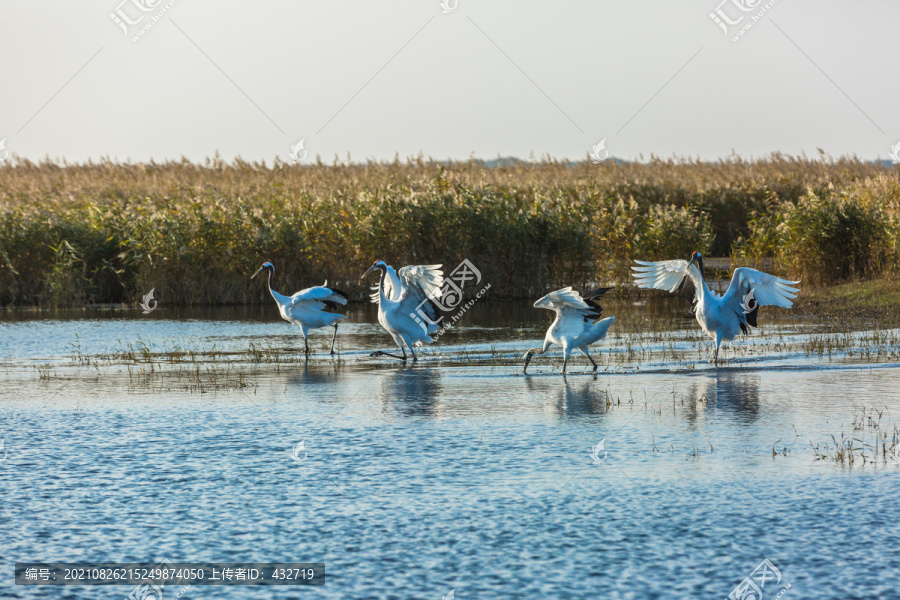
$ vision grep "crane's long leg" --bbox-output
[371,351,406,359]
[401,335,418,362]
[370,336,407,361]
[579,347,598,372]
[712,333,723,366]
[562,348,571,374]
[329,323,338,355]
[523,347,546,374]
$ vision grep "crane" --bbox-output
[632,251,800,364]
[362,260,444,361]
[523,287,615,374]
[251,261,348,354]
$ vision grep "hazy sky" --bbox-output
[1,1,897,164]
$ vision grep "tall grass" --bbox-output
[733,176,900,284]
[0,155,897,306]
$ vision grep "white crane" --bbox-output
[361,260,444,361]
[523,287,616,374]
[632,251,800,364]
[251,261,348,354]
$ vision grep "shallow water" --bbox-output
[1,299,899,599]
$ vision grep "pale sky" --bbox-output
[1,1,897,164]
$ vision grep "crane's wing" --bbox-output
[722,267,799,310]
[290,286,347,309]
[370,263,445,332]
[535,286,585,310]
[534,287,610,321]
[631,259,704,298]
[397,278,443,333]
[397,265,444,300]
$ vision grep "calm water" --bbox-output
[1,299,899,599]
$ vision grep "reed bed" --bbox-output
[1,155,898,306]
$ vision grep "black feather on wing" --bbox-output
[420,297,443,326]
[583,287,612,322]
[739,302,759,334]
[324,287,349,311]
[745,303,758,327]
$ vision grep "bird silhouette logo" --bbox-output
[439,0,458,13]
[740,288,758,314]
[442,589,456,600]
[0,139,8,163]
[127,581,163,600]
[890,142,900,165]
[590,439,608,464]
[0,438,7,462]
[139,288,157,314]
[589,139,609,164]
[289,139,308,164]
[290,440,308,463]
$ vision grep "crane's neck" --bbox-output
[548,312,562,334]
[694,256,712,300]
[377,266,391,305]
[266,268,278,301]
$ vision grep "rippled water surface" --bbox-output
[2,299,900,599]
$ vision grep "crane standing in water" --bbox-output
[252,261,348,354]
[523,287,616,374]
[362,260,444,362]
[632,251,800,364]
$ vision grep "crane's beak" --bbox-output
[360,266,376,280]
[251,266,265,280]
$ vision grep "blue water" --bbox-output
[1,302,899,599]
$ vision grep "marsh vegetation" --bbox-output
[1,156,898,306]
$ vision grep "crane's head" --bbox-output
[251,261,274,280]
[533,291,555,310]
[361,259,388,280]
[688,251,705,277]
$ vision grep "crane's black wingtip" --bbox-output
[584,287,613,300]
[330,288,350,301]
[583,287,612,322]
[324,288,350,311]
